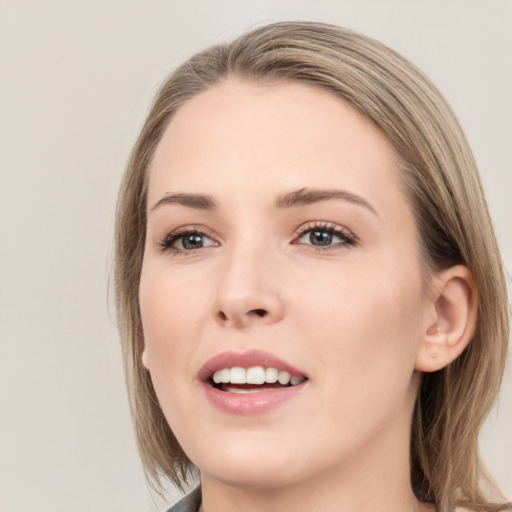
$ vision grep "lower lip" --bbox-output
[202,381,307,414]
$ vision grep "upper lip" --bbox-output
[198,350,308,382]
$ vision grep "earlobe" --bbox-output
[142,349,149,370]
[415,265,477,373]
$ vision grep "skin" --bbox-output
[139,79,469,512]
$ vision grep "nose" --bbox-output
[212,245,285,329]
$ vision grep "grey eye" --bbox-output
[298,229,345,246]
[172,232,216,251]
[181,234,207,249]
[309,230,333,246]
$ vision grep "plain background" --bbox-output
[0,1,511,511]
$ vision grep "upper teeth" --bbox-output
[212,366,304,386]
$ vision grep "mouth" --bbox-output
[200,350,308,413]
[209,366,307,394]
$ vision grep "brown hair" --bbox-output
[115,21,510,511]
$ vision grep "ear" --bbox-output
[141,349,149,370]
[415,265,477,373]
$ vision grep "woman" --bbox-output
[115,22,511,512]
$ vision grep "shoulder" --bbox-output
[165,487,202,512]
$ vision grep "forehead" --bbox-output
[148,78,405,218]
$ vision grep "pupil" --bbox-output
[182,234,204,249]
[310,230,332,245]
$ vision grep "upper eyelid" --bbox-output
[160,221,352,236]
[163,224,217,239]
[295,221,355,236]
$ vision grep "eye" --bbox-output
[159,227,218,254]
[294,222,356,249]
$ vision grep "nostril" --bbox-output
[215,308,269,324]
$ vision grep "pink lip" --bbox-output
[199,350,308,414]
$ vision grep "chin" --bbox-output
[202,462,301,491]
[192,439,308,491]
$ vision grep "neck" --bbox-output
[200,467,428,512]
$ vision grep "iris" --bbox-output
[310,229,332,246]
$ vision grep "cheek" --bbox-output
[139,263,212,369]
[292,259,425,381]
[287,263,425,459]
[138,264,212,441]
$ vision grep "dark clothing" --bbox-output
[166,487,202,512]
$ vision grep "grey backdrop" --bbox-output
[0,1,511,511]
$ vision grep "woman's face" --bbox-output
[140,79,435,491]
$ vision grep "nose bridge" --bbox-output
[213,234,283,327]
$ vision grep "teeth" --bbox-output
[265,367,278,383]
[224,387,265,394]
[230,367,246,384]
[278,371,291,385]
[246,366,265,385]
[212,368,230,384]
[218,368,230,383]
[211,366,305,387]
[290,376,303,385]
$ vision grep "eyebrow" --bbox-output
[150,193,217,212]
[273,187,378,217]
[150,187,378,217]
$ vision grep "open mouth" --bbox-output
[209,366,307,394]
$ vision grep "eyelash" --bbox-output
[158,225,216,255]
[294,221,357,250]
[158,222,356,255]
